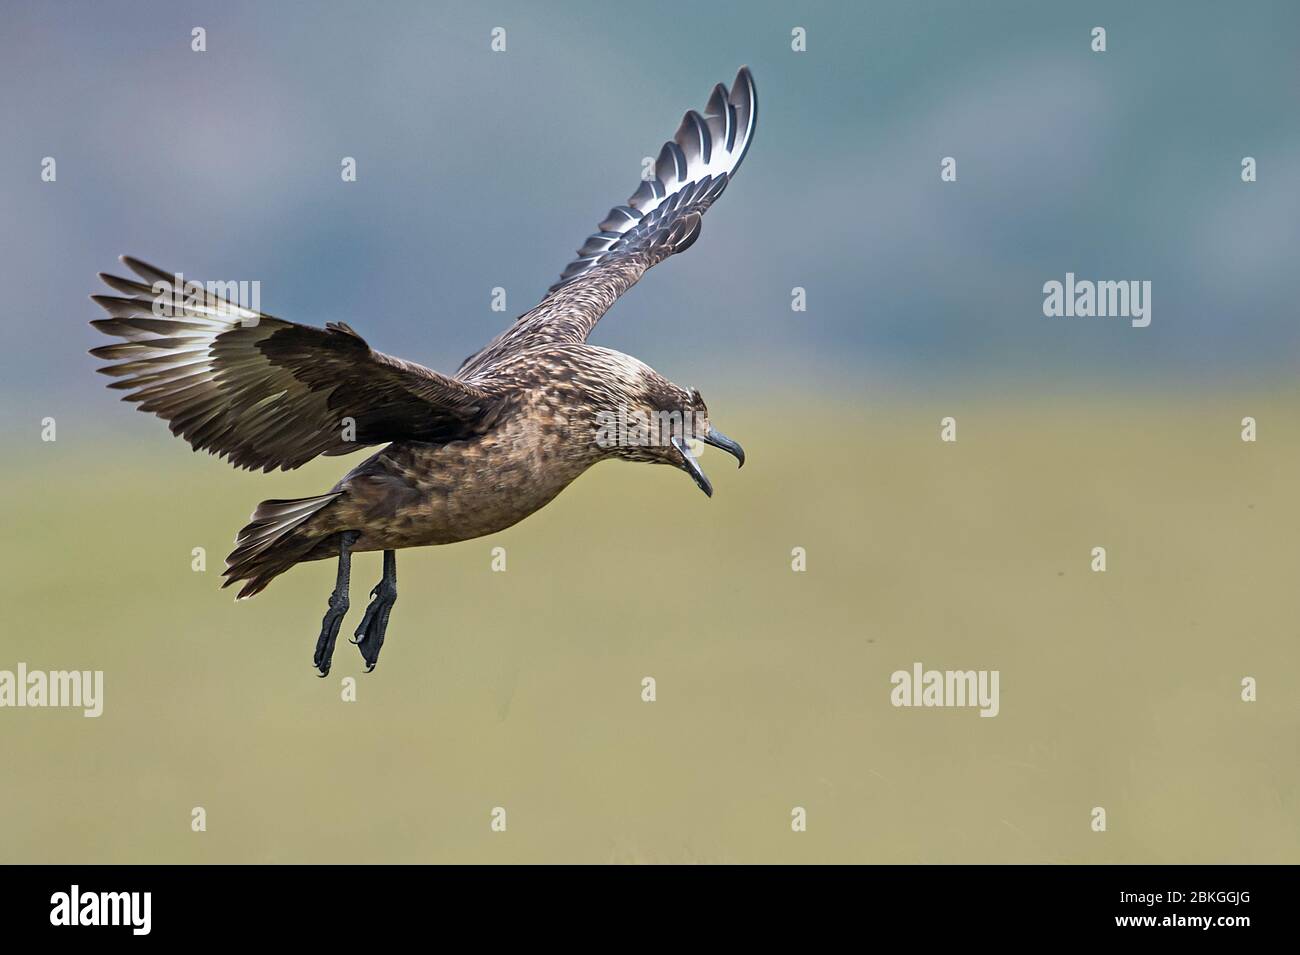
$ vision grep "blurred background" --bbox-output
[1,0,1297,863]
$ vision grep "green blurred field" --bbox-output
[1,396,1297,863]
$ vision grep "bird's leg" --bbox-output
[352,549,397,673]
[313,531,359,677]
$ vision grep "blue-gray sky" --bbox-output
[2,0,1297,434]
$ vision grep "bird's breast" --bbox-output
[337,403,595,549]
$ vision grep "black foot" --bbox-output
[351,581,397,672]
[313,591,349,677]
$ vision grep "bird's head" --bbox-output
[589,358,744,497]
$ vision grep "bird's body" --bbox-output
[307,344,640,556]
[90,68,757,675]
[329,406,585,551]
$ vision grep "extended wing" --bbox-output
[459,67,757,378]
[90,257,495,472]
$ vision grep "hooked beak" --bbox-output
[701,428,746,469]
[671,428,746,499]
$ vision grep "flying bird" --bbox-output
[89,67,756,676]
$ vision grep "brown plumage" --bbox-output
[89,67,757,675]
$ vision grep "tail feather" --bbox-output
[223,492,342,598]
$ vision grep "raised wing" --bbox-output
[90,257,495,472]
[459,67,757,378]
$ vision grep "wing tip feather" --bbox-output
[548,66,757,294]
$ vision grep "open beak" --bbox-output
[671,429,745,499]
[671,436,712,497]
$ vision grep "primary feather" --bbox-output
[457,67,757,378]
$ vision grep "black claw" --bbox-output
[352,601,380,646]
[313,597,348,676]
[351,550,397,672]
[353,586,396,670]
